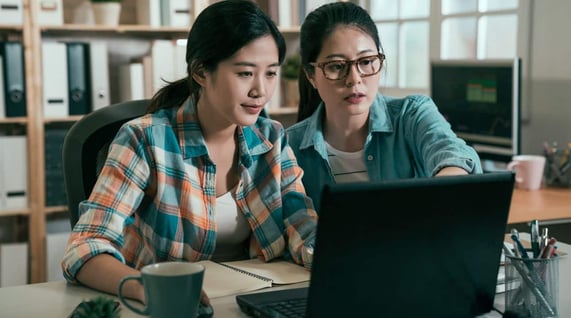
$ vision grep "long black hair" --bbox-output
[297,2,383,122]
[147,0,286,113]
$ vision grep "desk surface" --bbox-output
[0,235,568,318]
[509,187,571,224]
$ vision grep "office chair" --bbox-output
[62,99,150,228]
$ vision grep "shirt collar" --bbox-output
[175,98,272,167]
[298,93,394,150]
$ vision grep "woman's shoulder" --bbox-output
[125,108,177,128]
[383,94,433,108]
[381,94,437,115]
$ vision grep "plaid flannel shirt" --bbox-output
[62,99,317,282]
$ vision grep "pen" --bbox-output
[540,228,549,254]
[511,230,529,260]
[540,237,557,259]
[502,243,556,316]
[530,220,540,258]
[509,228,521,257]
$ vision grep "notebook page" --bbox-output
[197,260,272,298]
[222,258,310,285]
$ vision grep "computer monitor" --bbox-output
[430,58,521,164]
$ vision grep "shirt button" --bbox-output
[367,155,374,161]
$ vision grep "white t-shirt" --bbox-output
[325,141,370,183]
[212,190,251,261]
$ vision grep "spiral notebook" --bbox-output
[197,259,310,298]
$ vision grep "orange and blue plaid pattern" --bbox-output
[62,99,317,282]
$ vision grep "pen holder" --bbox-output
[545,151,571,188]
[505,255,559,318]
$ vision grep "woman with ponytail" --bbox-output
[62,0,317,306]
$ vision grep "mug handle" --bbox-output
[118,275,149,315]
[506,161,523,184]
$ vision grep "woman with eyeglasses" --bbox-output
[286,2,483,211]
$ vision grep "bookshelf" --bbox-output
[0,0,329,284]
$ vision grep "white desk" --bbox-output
[1,237,568,318]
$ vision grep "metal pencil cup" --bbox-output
[545,151,571,187]
[505,255,559,318]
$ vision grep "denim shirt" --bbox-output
[286,93,482,211]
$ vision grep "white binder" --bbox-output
[0,135,27,210]
[89,41,110,110]
[278,0,292,28]
[161,0,191,27]
[137,0,161,27]
[151,40,175,94]
[0,56,5,119]
[0,0,23,25]
[37,0,63,26]
[173,40,187,81]
[119,63,145,101]
[192,0,210,20]
[0,242,28,287]
[141,55,154,99]
[42,41,68,118]
[46,232,70,282]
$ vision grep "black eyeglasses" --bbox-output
[310,53,385,80]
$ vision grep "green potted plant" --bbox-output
[281,54,301,107]
[69,296,121,318]
[90,0,123,26]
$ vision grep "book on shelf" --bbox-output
[197,258,310,299]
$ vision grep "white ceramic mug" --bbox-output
[506,155,546,190]
[118,262,204,318]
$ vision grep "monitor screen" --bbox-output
[430,59,521,164]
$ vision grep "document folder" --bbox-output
[0,55,5,118]
[89,41,110,110]
[161,0,191,27]
[1,41,26,117]
[66,42,91,115]
[0,0,23,25]
[0,242,28,287]
[37,0,63,26]
[42,41,68,118]
[0,135,27,209]
[151,40,175,94]
[137,0,161,27]
[119,63,145,101]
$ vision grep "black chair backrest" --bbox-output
[62,99,150,228]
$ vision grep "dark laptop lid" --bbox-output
[237,172,515,318]
[306,172,514,318]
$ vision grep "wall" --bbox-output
[522,0,571,154]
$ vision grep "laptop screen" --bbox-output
[237,172,515,318]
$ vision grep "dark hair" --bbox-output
[297,2,383,122]
[147,0,286,113]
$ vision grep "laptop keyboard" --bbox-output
[263,298,307,318]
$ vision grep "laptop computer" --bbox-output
[236,172,515,318]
